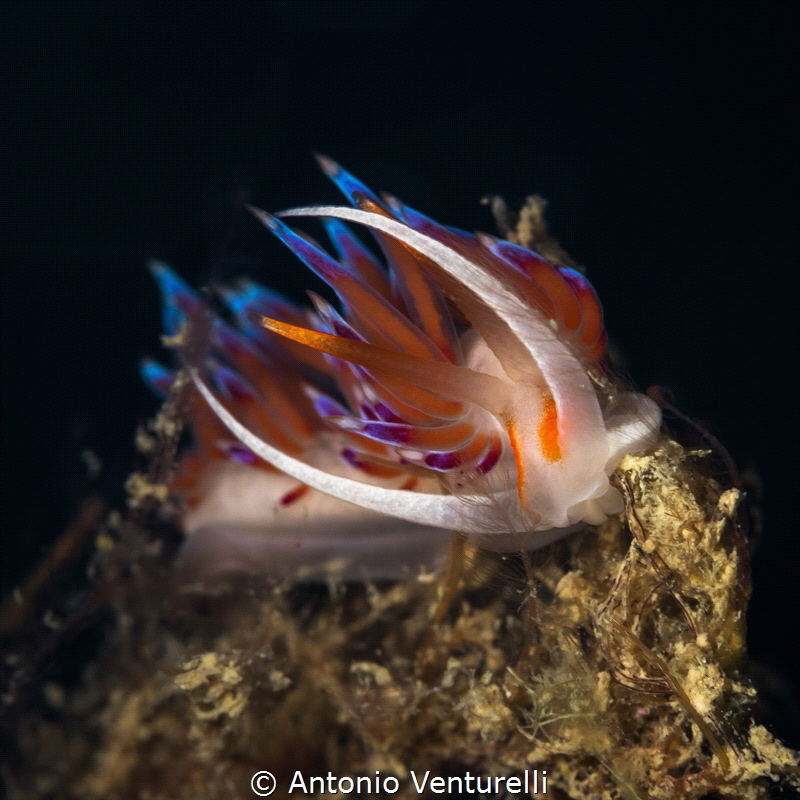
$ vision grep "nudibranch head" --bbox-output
[144,156,660,575]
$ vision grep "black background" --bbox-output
[3,0,798,738]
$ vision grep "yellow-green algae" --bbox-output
[3,439,798,799]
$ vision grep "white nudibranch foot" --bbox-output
[145,157,661,580]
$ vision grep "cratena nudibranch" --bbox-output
[143,156,661,579]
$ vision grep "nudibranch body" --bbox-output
[144,157,660,577]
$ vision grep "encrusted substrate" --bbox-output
[3,441,798,799]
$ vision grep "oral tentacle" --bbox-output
[190,369,519,534]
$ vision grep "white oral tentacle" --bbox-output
[190,369,520,534]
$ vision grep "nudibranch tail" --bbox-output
[146,157,661,576]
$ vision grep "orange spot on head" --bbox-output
[505,419,527,506]
[538,393,562,463]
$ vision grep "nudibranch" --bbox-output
[143,156,661,578]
